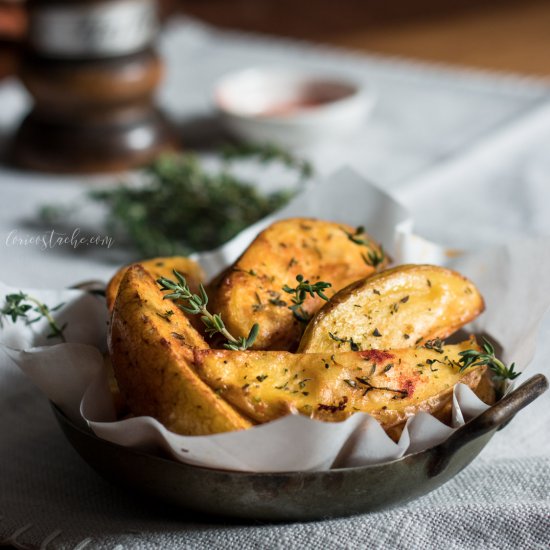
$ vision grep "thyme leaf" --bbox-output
[157,270,259,351]
[41,146,311,259]
[355,377,408,398]
[328,332,360,351]
[1,292,67,342]
[222,141,313,180]
[341,226,385,267]
[283,274,332,323]
[458,338,520,381]
[423,337,444,353]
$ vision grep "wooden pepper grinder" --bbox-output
[11,0,177,173]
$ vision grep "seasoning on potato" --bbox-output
[298,264,485,354]
[109,264,252,435]
[192,338,487,431]
[106,255,204,312]
[208,218,388,351]
[106,217,511,440]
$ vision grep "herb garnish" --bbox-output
[423,337,444,353]
[361,250,386,268]
[157,310,174,322]
[283,274,332,323]
[222,141,313,180]
[341,226,385,267]
[157,270,259,351]
[425,358,443,372]
[1,292,67,342]
[267,291,287,307]
[458,339,520,381]
[42,145,312,258]
[328,332,360,351]
[355,377,408,398]
[251,292,264,312]
[318,396,348,413]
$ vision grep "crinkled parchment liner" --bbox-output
[2,168,550,472]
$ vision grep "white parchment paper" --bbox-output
[2,168,549,472]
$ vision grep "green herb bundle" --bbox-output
[90,145,311,257]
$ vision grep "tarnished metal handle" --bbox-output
[70,280,106,295]
[429,374,548,476]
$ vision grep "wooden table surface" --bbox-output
[182,0,550,77]
[334,1,550,76]
[1,0,550,78]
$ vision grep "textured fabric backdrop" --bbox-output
[0,17,549,550]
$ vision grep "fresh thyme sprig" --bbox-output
[342,225,371,247]
[222,141,313,180]
[458,338,520,381]
[341,226,385,268]
[89,153,301,258]
[40,143,312,259]
[157,270,259,351]
[353,377,409,398]
[282,274,332,323]
[1,292,67,342]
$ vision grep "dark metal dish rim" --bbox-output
[67,281,549,475]
[52,373,548,478]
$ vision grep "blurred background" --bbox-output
[2,0,550,271]
[2,0,550,80]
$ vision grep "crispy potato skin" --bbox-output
[209,218,387,351]
[109,264,252,435]
[386,363,496,442]
[106,256,205,312]
[298,264,485,353]
[473,369,497,406]
[193,339,485,431]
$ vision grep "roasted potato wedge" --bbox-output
[106,256,205,312]
[298,264,484,354]
[209,218,388,351]
[109,264,252,435]
[193,338,486,431]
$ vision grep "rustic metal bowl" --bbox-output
[52,374,547,521]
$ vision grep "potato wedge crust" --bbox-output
[298,264,484,354]
[109,264,252,435]
[192,339,485,431]
[106,256,205,312]
[209,218,387,351]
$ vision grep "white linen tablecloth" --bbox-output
[0,17,549,550]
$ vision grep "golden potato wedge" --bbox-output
[367,366,496,442]
[473,369,497,406]
[106,256,205,312]
[109,264,252,435]
[298,264,484,354]
[209,218,388,351]
[192,338,486,431]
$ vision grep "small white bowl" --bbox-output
[214,68,375,146]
